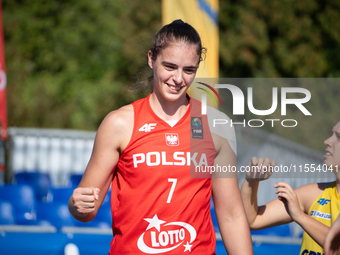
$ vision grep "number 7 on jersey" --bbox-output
[167,178,177,203]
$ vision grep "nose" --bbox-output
[172,70,183,85]
[324,135,333,148]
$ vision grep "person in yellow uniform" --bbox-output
[241,121,340,255]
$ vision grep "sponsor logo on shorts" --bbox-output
[137,214,196,254]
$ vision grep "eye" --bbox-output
[330,131,340,140]
[164,64,176,70]
[184,68,196,74]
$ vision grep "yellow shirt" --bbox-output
[300,182,340,255]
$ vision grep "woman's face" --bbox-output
[148,41,200,103]
[324,121,340,169]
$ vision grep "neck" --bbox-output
[149,92,189,121]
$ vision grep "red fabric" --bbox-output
[109,94,216,254]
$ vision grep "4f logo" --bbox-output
[139,123,157,132]
[317,198,330,206]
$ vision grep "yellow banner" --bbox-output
[162,0,219,78]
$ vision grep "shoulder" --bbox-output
[95,104,134,151]
[295,181,334,193]
[100,104,134,131]
[295,181,334,212]
[206,106,237,156]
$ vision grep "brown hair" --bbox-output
[149,19,206,63]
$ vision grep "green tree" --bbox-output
[3,0,161,130]
[219,0,340,78]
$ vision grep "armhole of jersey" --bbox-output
[305,182,335,215]
[119,103,136,156]
[307,191,323,215]
[206,106,237,155]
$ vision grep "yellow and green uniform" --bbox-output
[300,182,340,255]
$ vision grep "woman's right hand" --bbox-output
[245,157,276,181]
[70,187,100,214]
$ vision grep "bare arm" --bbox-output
[68,105,133,222]
[240,157,292,230]
[212,134,253,255]
[324,214,340,255]
[276,182,332,247]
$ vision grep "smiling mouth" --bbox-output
[167,84,183,92]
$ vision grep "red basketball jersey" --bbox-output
[109,94,216,254]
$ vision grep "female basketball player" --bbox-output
[69,20,253,254]
[241,121,340,255]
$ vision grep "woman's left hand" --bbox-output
[274,182,304,222]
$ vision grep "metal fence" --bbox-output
[7,127,95,187]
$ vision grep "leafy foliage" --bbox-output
[219,0,340,78]
[3,0,160,130]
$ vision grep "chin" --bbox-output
[166,91,186,99]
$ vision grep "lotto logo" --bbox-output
[165,134,179,146]
[137,214,196,253]
[139,123,157,132]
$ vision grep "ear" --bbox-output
[148,50,153,69]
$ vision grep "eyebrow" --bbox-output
[161,61,198,69]
[162,61,176,66]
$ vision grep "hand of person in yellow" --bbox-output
[324,214,340,255]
